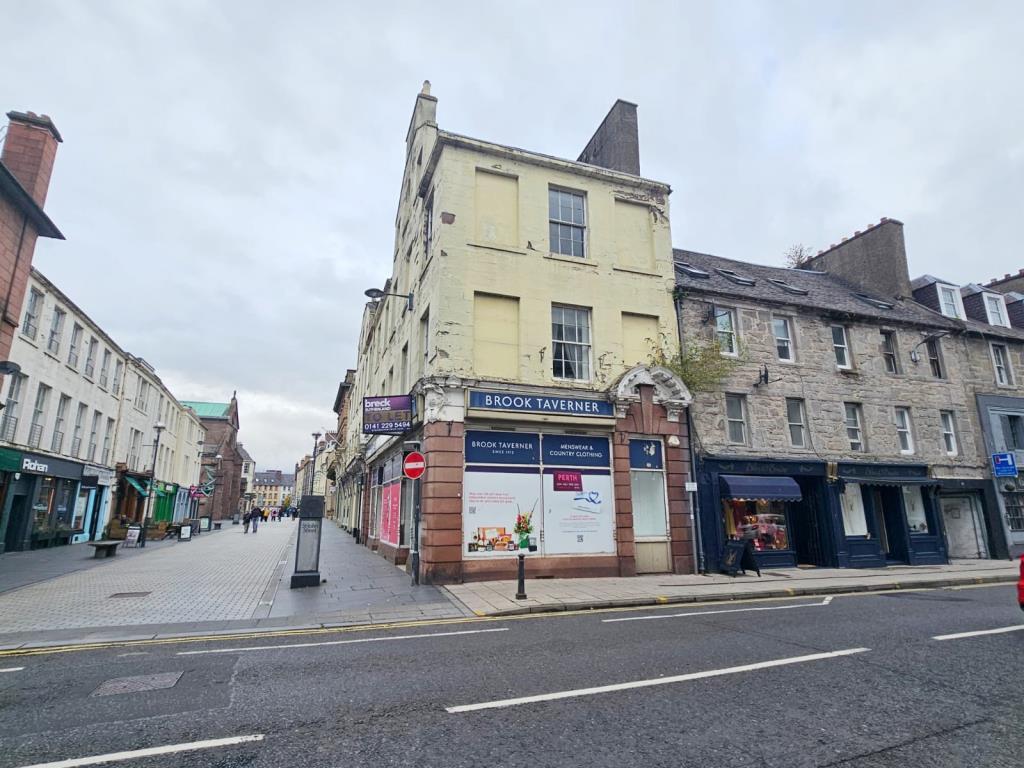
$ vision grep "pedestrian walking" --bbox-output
[251,510,260,534]
[243,511,251,534]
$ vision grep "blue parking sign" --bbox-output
[991,452,1018,477]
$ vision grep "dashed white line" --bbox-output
[602,597,833,623]
[0,666,25,673]
[446,647,870,712]
[933,624,1024,641]
[14,734,264,768]
[176,627,509,655]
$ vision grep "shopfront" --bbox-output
[698,456,947,572]
[0,447,24,554]
[3,452,84,550]
[79,465,115,544]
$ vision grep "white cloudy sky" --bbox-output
[4,0,1022,469]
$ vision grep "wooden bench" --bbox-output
[87,540,120,559]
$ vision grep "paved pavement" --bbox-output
[0,583,1020,767]
[0,519,465,647]
[444,557,1019,615]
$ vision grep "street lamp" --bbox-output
[204,453,222,532]
[292,431,325,589]
[364,287,414,313]
[139,421,166,548]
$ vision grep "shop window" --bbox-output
[629,439,668,539]
[880,331,899,374]
[773,317,794,361]
[722,499,789,551]
[725,394,747,444]
[832,326,851,369]
[32,477,56,535]
[1003,479,1024,531]
[715,307,737,356]
[840,482,868,536]
[902,486,930,534]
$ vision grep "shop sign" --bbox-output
[629,439,663,470]
[552,470,583,492]
[20,453,83,480]
[469,390,614,418]
[541,434,610,467]
[465,431,540,465]
[363,395,413,435]
[84,465,116,485]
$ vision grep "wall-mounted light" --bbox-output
[365,287,414,312]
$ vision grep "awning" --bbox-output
[0,447,22,473]
[840,475,938,487]
[720,475,802,502]
[125,476,149,497]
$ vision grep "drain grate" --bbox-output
[109,592,151,598]
[92,671,182,697]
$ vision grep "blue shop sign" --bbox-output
[629,439,663,470]
[469,390,614,418]
[992,451,1018,477]
[465,431,540,465]
[541,434,610,467]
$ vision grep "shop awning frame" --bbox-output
[125,476,149,497]
[720,475,802,502]
[839,475,939,488]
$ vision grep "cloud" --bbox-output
[4,0,1022,468]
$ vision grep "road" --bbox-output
[0,584,1021,767]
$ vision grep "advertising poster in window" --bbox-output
[542,469,615,554]
[463,467,540,557]
[381,482,401,546]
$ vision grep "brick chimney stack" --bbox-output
[1,111,62,208]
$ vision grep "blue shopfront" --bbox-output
[697,456,947,572]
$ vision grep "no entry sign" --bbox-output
[403,451,426,480]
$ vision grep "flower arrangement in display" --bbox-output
[513,508,534,550]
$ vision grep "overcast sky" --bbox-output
[4,1,1022,470]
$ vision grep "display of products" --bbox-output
[722,498,790,551]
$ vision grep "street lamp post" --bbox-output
[205,453,222,532]
[292,431,324,589]
[139,421,165,548]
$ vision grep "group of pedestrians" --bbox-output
[243,506,299,534]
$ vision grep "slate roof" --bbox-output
[181,401,230,419]
[237,444,253,463]
[674,249,960,330]
[254,471,295,486]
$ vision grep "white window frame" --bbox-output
[991,343,1014,386]
[985,293,1010,327]
[894,406,915,455]
[832,325,851,369]
[785,397,806,448]
[940,411,958,456]
[22,288,43,340]
[715,307,738,357]
[773,316,794,362]
[845,402,864,452]
[548,187,586,258]
[725,394,747,445]
[937,284,964,319]
[926,339,944,379]
[551,304,592,381]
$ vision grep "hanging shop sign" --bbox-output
[469,390,614,418]
[363,395,413,435]
[465,431,540,465]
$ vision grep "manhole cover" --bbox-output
[92,671,183,697]
[109,592,151,598]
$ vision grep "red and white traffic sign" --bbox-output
[403,451,426,480]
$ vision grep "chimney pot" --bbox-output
[421,80,431,96]
[830,244,836,249]
[880,217,888,223]
[854,231,861,236]
[841,237,848,243]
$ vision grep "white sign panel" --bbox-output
[463,468,540,557]
[542,471,615,555]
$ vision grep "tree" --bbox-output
[784,243,815,269]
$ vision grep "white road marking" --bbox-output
[114,652,148,658]
[176,627,509,656]
[0,666,25,673]
[933,624,1024,641]
[602,597,833,623]
[14,734,264,768]
[446,647,870,713]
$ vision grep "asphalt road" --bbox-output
[1,584,1022,768]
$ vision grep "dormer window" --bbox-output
[985,294,1010,327]
[715,268,756,286]
[937,284,964,319]
[768,278,809,295]
[677,262,710,279]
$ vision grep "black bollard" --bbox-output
[515,552,527,600]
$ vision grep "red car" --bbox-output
[1019,556,1024,611]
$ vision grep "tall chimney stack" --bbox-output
[2,111,62,207]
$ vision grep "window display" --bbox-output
[32,478,55,532]
[902,486,930,534]
[840,482,868,537]
[722,498,790,551]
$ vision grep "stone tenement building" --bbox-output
[336,84,693,584]
[0,111,63,368]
